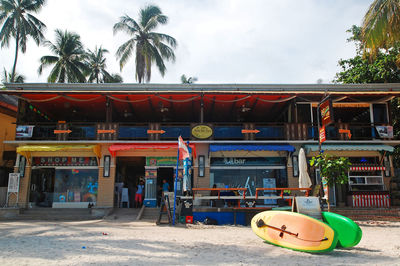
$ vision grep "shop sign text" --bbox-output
[33,157,98,166]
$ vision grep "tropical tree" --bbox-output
[0,0,46,82]
[181,74,198,84]
[104,73,123,83]
[335,26,400,168]
[2,68,24,84]
[38,29,88,83]
[113,4,177,83]
[85,46,113,83]
[362,0,400,57]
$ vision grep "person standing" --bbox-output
[135,180,145,208]
[162,179,170,194]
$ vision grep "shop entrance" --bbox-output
[29,168,55,207]
[115,157,145,208]
[157,167,174,192]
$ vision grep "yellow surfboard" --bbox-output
[251,211,338,253]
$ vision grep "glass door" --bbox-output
[29,168,55,207]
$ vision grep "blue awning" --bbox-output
[303,144,394,152]
[209,144,295,152]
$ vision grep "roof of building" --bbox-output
[3,83,400,95]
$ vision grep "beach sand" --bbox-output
[0,216,399,266]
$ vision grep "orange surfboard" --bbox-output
[251,211,338,253]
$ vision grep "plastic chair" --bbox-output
[120,188,130,208]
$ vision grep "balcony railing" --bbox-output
[15,122,392,141]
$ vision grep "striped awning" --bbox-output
[350,166,385,171]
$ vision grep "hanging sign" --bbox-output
[319,98,334,126]
[7,173,20,193]
[319,126,326,143]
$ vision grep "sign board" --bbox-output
[191,124,213,139]
[319,126,326,143]
[319,98,334,126]
[376,126,393,138]
[16,125,35,138]
[147,157,177,166]
[7,173,20,193]
[33,157,98,166]
[292,196,322,220]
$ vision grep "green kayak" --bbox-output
[321,211,362,248]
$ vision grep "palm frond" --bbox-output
[139,5,163,27]
[116,38,135,70]
[113,15,140,35]
[149,32,177,48]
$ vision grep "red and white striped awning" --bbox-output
[350,166,385,171]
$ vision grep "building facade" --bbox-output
[2,83,400,209]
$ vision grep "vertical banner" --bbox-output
[320,98,334,127]
[319,126,326,144]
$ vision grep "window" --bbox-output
[53,169,98,203]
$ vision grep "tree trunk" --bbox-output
[11,30,20,83]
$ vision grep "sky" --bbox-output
[0,0,372,84]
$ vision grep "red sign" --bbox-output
[54,129,72,134]
[97,129,116,134]
[319,126,326,143]
[147,130,166,134]
[320,98,334,126]
[339,129,352,139]
[241,129,260,134]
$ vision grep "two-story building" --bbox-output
[2,83,400,210]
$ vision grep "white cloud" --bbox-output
[0,0,371,84]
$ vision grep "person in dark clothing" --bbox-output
[210,184,218,207]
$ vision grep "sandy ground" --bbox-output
[0,215,399,266]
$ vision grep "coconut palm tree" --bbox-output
[104,73,123,83]
[2,68,24,84]
[113,4,177,83]
[362,0,400,53]
[0,0,46,82]
[85,46,113,83]
[38,29,88,83]
[181,74,198,84]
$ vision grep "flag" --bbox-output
[178,136,190,160]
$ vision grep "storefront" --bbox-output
[207,144,295,204]
[304,144,394,207]
[108,143,195,208]
[15,144,101,208]
[30,156,98,208]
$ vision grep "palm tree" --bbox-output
[181,74,198,84]
[2,68,24,84]
[38,29,88,83]
[0,0,46,82]
[85,46,113,83]
[362,0,400,53]
[113,4,177,83]
[104,73,123,83]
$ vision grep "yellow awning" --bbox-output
[17,144,101,162]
